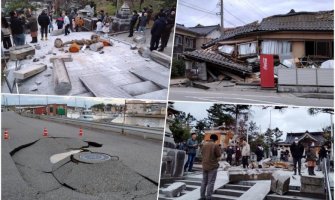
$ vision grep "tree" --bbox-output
[220,104,251,135]
[308,108,334,115]
[247,121,259,142]
[207,104,234,127]
[169,111,195,143]
[171,59,186,78]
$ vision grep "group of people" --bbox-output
[128,7,176,52]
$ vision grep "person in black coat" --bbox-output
[128,10,139,37]
[38,10,50,40]
[149,13,166,51]
[255,144,264,168]
[226,146,234,165]
[318,144,328,171]
[10,10,26,46]
[290,137,305,175]
[158,10,175,52]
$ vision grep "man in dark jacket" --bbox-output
[128,10,138,37]
[150,13,166,51]
[38,10,50,40]
[184,133,198,172]
[200,134,221,200]
[158,10,175,52]
[255,144,264,168]
[226,146,234,165]
[10,10,26,46]
[290,137,305,175]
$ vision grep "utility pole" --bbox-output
[220,0,224,33]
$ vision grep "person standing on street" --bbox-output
[128,10,138,37]
[9,10,26,46]
[241,139,250,168]
[27,13,38,43]
[255,144,264,168]
[48,13,54,33]
[184,133,198,172]
[138,12,147,33]
[56,14,64,29]
[235,146,241,166]
[2,17,13,49]
[271,145,278,161]
[290,137,305,175]
[158,10,175,52]
[318,144,328,171]
[38,10,50,40]
[200,134,221,200]
[226,146,234,165]
[306,143,317,176]
[150,12,166,51]
[63,13,70,36]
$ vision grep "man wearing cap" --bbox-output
[290,137,305,175]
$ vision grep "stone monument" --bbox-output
[111,2,132,32]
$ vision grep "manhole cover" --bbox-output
[73,152,116,164]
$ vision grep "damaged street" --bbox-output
[2,111,162,200]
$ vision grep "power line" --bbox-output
[241,0,268,18]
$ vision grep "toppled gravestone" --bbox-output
[228,168,279,182]
[271,170,290,195]
[9,44,35,60]
[160,182,186,197]
[300,175,324,194]
[50,55,73,94]
[13,63,47,80]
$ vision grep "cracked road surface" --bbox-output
[2,111,162,200]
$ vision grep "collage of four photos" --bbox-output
[1,0,334,199]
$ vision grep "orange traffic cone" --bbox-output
[43,128,48,137]
[79,128,83,137]
[4,129,9,140]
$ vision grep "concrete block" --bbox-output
[160,182,186,197]
[13,64,47,80]
[9,44,35,60]
[300,183,324,194]
[50,29,65,36]
[89,42,104,52]
[138,47,150,58]
[51,58,72,95]
[151,50,171,68]
[271,170,290,195]
[301,175,324,186]
[228,168,278,182]
[173,150,186,177]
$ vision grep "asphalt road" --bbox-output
[2,111,163,200]
[169,87,333,107]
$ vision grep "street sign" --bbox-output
[260,54,275,88]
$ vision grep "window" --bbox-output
[185,37,195,49]
[174,35,183,46]
[49,107,53,113]
[238,42,257,55]
[305,41,333,58]
[261,40,291,55]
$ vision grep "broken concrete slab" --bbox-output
[134,89,168,100]
[130,68,168,89]
[138,47,151,58]
[271,170,290,195]
[89,42,104,52]
[120,81,160,96]
[228,168,279,183]
[79,74,132,98]
[50,29,65,36]
[160,182,186,197]
[151,50,171,68]
[51,57,72,95]
[13,63,47,80]
[237,181,271,200]
[9,44,35,60]
[50,55,73,63]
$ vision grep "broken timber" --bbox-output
[13,63,47,80]
[130,67,168,89]
[79,74,132,98]
[150,50,171,68]
[50,55,73,95]
[9,44,35,60]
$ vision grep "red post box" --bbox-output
[260,54,275,88]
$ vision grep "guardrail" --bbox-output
[323,158,333,200]
[21,113,164,141]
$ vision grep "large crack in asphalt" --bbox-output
[9,137,158,200]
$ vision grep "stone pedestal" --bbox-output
[271,170,290,195]
[300,175,324,194]
[160,182,186,197]
[111,3,132,32]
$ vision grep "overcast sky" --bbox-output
[177,0,334,27]
[172,101,332,139]
[1,95,165,108]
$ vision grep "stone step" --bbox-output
[120,81,160,96]
[286,190,326,199]
[211,194,239,200]
[266,193,325,200]
[215,188,244,197]
[180,180,202,186]
[223,184,252,191]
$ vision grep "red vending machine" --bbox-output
[260,54,275,88]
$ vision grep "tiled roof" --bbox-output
[284,131,325,144]
[176,24,220,36]
[183,49,252,73]
[202,21,259,48]
[202,10,334,48]
[259,10,334,31]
